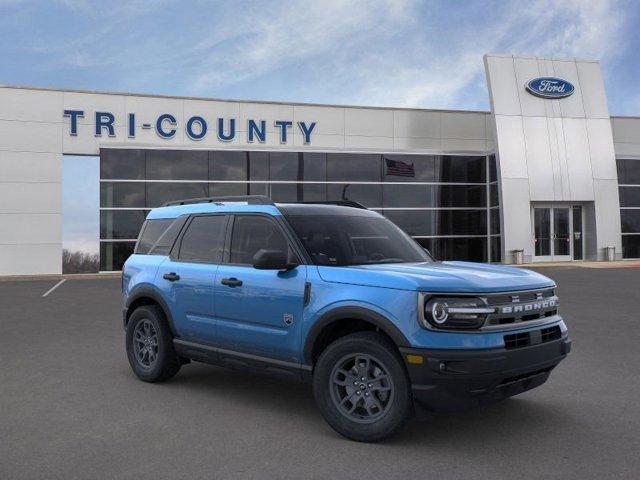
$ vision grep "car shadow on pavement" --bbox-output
[396,398,569,444]
[130,361,573,444]
[152,363,320,417]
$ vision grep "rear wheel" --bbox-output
[313,331,412,442]
[126,305,181,382]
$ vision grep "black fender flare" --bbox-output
[303,306,410,365]
[125,286,177,336]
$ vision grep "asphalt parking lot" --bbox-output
[1,267,639,480]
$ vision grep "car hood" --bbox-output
[316,261,555,293]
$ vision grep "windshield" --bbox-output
[286,214,432,266]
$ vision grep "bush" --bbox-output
[62,249,99,274]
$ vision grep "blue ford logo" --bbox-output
[526,77,575,99]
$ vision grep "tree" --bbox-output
[62,249,99,274]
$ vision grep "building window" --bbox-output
[146,150,208,180]
[100,149,145,179]
[99,149,502,269]
[100,210,146,240]
[100,241,136,271]
[617,158,640,258]
[146,183,209,208]
[327,153,382,182]
[100,182,145,208]
[209,151,248,181]
[382,209,487,236]
[415,237,488,263]
[617,159,640,184]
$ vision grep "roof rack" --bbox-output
[161,196,367,210]
[162,195,275,207]
[299,200,368,209]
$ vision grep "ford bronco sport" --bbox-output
[122,195,570,441]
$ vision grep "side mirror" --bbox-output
[252,249,298,270]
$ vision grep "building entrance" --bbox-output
[532,205,583,262]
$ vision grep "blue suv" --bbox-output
[122,195,570,441]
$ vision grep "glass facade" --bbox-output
[100,149,502,270]
[617,158,640,258]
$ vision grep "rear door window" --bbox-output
[177,215,228,263]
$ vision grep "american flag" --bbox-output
[385,157,415,177]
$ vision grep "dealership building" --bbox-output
[1,53,640,275]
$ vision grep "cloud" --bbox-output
[188,0,417,92]
[3,0,634,112]
[343,0,629,109]
[181,0,631,109]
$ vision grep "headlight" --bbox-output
[421,296,494,330]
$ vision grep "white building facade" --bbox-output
[1,53,639,275]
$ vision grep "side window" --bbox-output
[229,215,290,265]
[136,218,174,254]
[148,215,188,255]
[177,215,227,263]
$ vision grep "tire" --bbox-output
[125,305,181,382]
[313,331,412,442]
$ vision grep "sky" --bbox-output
[1,0,639,114]
[2,0,639,254]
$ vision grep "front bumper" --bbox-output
[400,334,571,412]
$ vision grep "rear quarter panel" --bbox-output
[122,254,166,309]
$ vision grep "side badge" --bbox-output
[283,314,294,327]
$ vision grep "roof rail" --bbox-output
[299,200,368,209]
[162,195,275,207]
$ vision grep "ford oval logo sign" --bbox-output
[526,77,575,99]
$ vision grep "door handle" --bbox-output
[221,277,243,287]
[163,272,180,282]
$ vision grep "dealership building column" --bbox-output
[484,54,622,263]
[0,88,64,275]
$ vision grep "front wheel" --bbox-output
[313,331,412,442]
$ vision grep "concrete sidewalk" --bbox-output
[0,272,122,282]
[517,260,640,269]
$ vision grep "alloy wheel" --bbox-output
[329,353,395,424]
[133,319,159,369]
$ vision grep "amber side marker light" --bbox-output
[406,354,423,365]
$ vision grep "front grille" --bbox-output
[504,325,562,350]
[484,288,558,327]
[504,332,531,349]
[541,325,562,342]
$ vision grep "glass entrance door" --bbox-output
[534,208,552,260]
[533,205,582,261]
[552,208,571,261]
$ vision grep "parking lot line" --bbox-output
[42,279,66,297]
